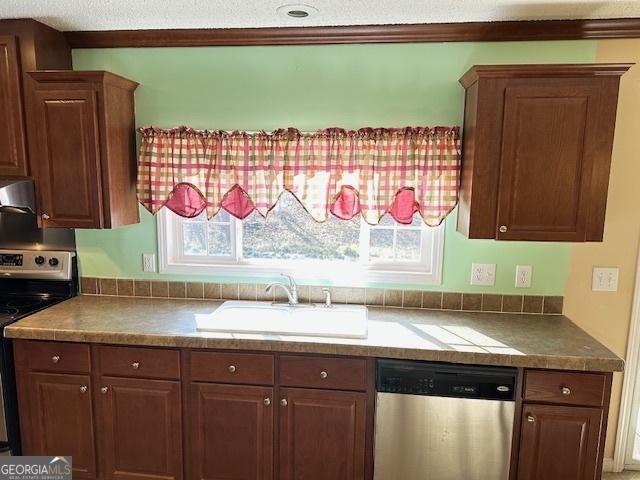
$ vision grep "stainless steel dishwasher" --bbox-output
[374,359,517,480]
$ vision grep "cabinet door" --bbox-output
[0,35,27,176]
[496,82,603,241]
[188,383,274,480]
[279,388,367,480]
[98,376,182,480]
[25,373,97,479]
[28,87,103,228]
[517,404,602,480]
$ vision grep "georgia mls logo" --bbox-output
[48,457,71,474]
[0,455,72,479]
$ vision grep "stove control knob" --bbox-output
[35,256,45,265]
[49,257,59,267]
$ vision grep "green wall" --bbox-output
[73,41,597,294]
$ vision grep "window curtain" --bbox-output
[137,126,461,226]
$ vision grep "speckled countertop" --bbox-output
[4,295,623,372]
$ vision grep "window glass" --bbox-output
[163,191,444,285]
[242,192,360,262]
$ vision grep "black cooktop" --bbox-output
[0,294,67,325]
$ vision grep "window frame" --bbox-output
[157,208,444,286]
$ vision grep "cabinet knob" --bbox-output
[80,385,88,394]
[228,365,236,373]
[499,225,508,233]
[280,399,288,407]
[51,355,60,364]
[263,398,271,406]
[561,387,571,396]
[101,387,109,394]
[320,371,328,379]
[131,361,140,370]
[526,415,535,423]
[42,213,50,220]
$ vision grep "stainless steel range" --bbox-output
[0,249,78,455]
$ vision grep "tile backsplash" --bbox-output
[80,277,564,315]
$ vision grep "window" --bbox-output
[158,191,444,285]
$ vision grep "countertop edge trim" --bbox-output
[5,328,624,373]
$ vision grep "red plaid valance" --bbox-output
[137,126,461,226]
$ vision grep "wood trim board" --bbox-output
[65,17,640,48]
[613,236,640,471]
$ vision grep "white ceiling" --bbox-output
[1,0,640,31]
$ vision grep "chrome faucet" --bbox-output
[322,288,333,308]
[266,274,299,306]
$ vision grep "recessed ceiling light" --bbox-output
[276,4,319,21]
[287,10,309,18]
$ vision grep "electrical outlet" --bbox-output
[515,265,533,288]
[592,267,619,292]
[143,254,156,273]
[470,263,496,286]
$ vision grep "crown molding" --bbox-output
[65,18,640,48]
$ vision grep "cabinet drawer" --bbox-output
[97,346,180,380]
[25,341,90,374]
[279,355,367,391]
[190,351,274,385]
[524,370,607,407]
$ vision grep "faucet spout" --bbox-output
[265,282,298,306]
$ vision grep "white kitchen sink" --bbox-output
[196,301,368,339]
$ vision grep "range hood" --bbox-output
[0,177,75,250]
[0,178,36,213]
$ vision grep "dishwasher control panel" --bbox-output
[377,359,517,401]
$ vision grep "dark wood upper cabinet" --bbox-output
[26,71,139,228]
[517,404,602,480]
[98,376,183,480]
[0,35,27,176]
[0,20,71,177]
[458,64,631,242]
[29,87,102,228]
[279,387,367,480]
[22,373,98,479]
[188,382,274,480]
[0,21,137,230]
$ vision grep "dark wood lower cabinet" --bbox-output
[24,372,97,479]
[517,404,603,480]
[98,376,182,480]
[279,388,367,480]
[188,383,274,480]
[14,341,614,480]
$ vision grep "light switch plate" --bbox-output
[515,265,533,288]
[470,263,496,286]
[592,267,619,292]
[143,254,156,273]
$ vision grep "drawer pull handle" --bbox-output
[280,399,288,407]
[51,355,60,364]
[101,387,109,394]
[264,398,271,406]
[132,361,140,370]
[228,365,237,373]
[499,225,508,233]
[561,387,571,396]
[80,385,88,394]
[320,371,328,379]
[527,415,535,423]
[42,213,50,220]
